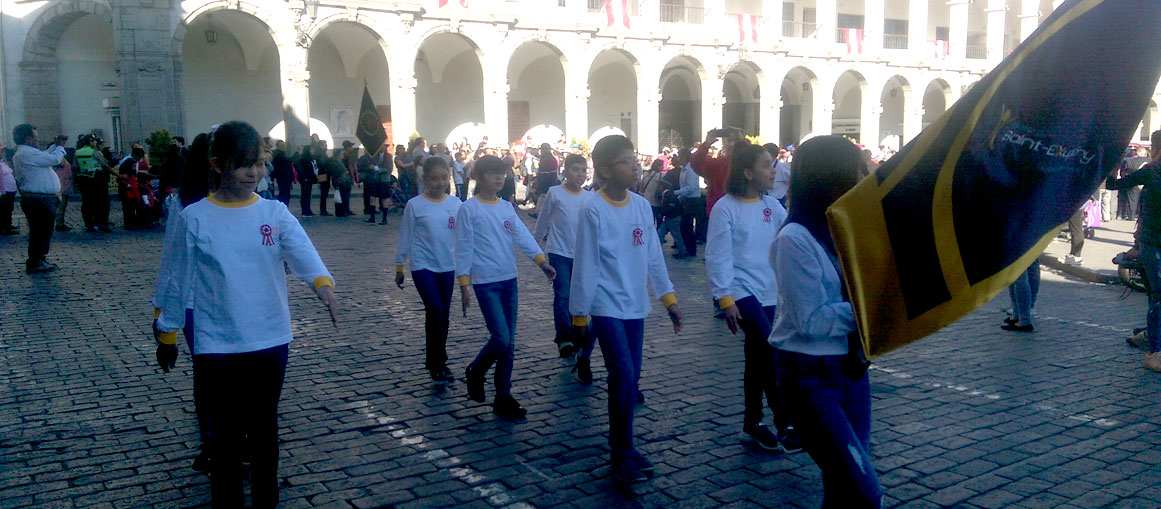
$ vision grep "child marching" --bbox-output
[153,121,339,507]
[456,155,556,418]
[703,143,802,453]
[570,135,683,482]
[395,156,463,386]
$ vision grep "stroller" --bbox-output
[380,174,409,214]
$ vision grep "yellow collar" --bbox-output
[737,195,760,203]
[476,196,499,205]
[423,194,448,203]
[599,189,629,208]
[562,185,584,196]
[207,192,259,208]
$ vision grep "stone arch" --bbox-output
[507,40,568,145]
[723,60,763,135]
[587,47,640,144]
[879,75,911,146]
[923,78,954,129]
[780,66,819,146]
[172,0,294,59]
[415,31,486,143]
[832,69,868,142]
[307,20,393,148]
[20,0,114,138]
[659,55,706,147]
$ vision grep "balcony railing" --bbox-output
[660,3,706,24]
[588,0,639,15]
[883,33,909,50]
[782,20,819,38]
[966,45,988,59]
[836,27,863,44]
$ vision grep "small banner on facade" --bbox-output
[356,85,387,154]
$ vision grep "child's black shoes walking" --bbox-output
[491,395,527,419]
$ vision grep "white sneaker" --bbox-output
[1065,255,1084,266]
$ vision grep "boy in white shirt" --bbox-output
[570,135,683,482]
[457,155,556,418]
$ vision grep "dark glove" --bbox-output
[153,318,178,373]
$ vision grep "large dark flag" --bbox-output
[827,0,1161,359]
[356,85,387,153]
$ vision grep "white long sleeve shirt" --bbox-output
[569,190,677,324]
[13,144,65,195]
[152,194,194,310]
[675,163,702,200]
[395,194,462,273]
[156,193,333,355]
[704,194,787,308]
[769,161,791,200]
[767,223,856,356]
[0,161,15,194]
[454,196,546,286]
[532,185,593,259]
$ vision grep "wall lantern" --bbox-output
[304,0,320,19]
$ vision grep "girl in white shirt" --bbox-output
[704,143,799,453]
[154,121,339,507]
[570,135,683,483]
[533,154,596,377]
[395,157,462,386]
[768,135,881,507]
[456,155,556,418]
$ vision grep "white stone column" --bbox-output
[637,88,661,156]
[483,65,510,145]
[704,0,727,36]
[814,96,833,136]
[816,0,837,44]
[761,0,782,39]
[565,79,589,143]
[986,0,1007,62]
[1020,0,1039,42]
[390,73,418,148]
[863,0,885,53]
[862,99,880,148]
[908,0,929,58]
[760,91,781,145]
[279,53,312,152]
[702,76,725,135]
[639,0,660,25]
[948,0,970,60]
[904,104,924,145]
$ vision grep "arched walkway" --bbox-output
[507,42,566,146]
[723,62,761,136]
[659,56,704,149]
[880,75,910,147]
[922,79,952,130]
[587,49,638,144]
[20,1,115,139]
[181,10,283,137]
[415,32,485,145]
[833,70,867,143]
[308,21,391,149]
[779,66,817,147]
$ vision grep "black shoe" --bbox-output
[777,427,804,454]
[431,369,449,388]
[85,226,97,233]
[192,447,212,472]
[302,212,315,217]
[636,390,645,403]
[466,366,485,403]
[1004,315,1018,325]
[492,395,527,418]
[55,224,71,232]
[557,340,576,358]
[672,252,690,259]
[573,357,593,385]
[441,366,455,383]
[320,211,331,216]
[741,423,780,451]
[98,225,112,233]
[1001,323,1034,332]
[365,214,377,223]
[379,217,389,225]
[610,452,647,483]
[623,449,654,475]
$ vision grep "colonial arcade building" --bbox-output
[3,0,1159,155]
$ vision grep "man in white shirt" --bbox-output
[674,148,703,257]
[764,143,791,207]
[11,124,66,274]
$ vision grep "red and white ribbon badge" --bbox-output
[503,220,512,233]
[448,216,456,229]
[632,227,644,246]
[260,224,274,246]
[763,208,772,223]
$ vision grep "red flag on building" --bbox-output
[932,40,949,60]
[737,14,759,43]
[605,0,630,28]
[844,28,863,54]
[438,0,468,7]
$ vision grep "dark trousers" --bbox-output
[1068,209,1084,257]
[468,278,518,397]
[78,176,110,228]
[777,351,882,508]
[121,197,140,229]
[198,344,289,509]
[594,317,644,452]
[736,297,789,431]
[548,253,574,342]
[680,211,698,256]
[1122,187,1141,220]
[299,180,314,215]
[181,309,211,443]
[413,270,454,372]
[335,185,351,215]
[276,178,293,206]
[0,192,15,230]
[318,180,331,214]
[362,184,376,214]
[20,194,59,267]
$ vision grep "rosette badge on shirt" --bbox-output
[260,224,275,246]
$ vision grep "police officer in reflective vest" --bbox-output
[75,135,112,232]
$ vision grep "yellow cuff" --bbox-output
[312,276,334,291]
[395,265,405,274]
[158,330,178,346]
[660,292,678,308]
[533,254,548,265]
[717,295,735,309]
[153,308,161,320]
[572,315,590,327]
[458,275,472,286]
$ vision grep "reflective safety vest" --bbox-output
[75,146,100,176]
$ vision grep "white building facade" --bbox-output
[2,0,1159,155]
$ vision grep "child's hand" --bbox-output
[574,325,587,340]
[461,286,472,317]
[395,271,405,289]
[667,303,683,334]
[316,285,339,328]
[723,304,741,335]
[540,261,556,282]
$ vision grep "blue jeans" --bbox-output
[1007,262,1040,325]
[469,278,518,396]
[735,297,789,431]
[594,317,644,452]
[549,254,574,342]
[413,270,455,372]
[776,350,882,508]
[1140,243,1161,352]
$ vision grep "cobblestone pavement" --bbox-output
[2,200,1160,509]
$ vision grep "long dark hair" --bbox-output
[208,121,262,191]
[784,136,862,254]
[179,133,211,207]
[726,142,763,196]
